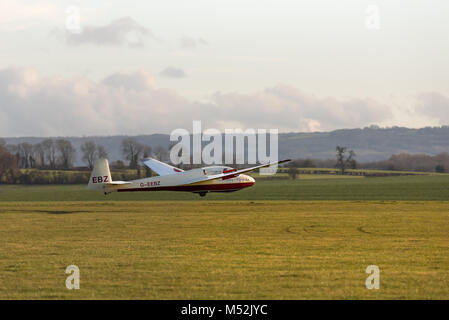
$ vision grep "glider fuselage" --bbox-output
[90,165,255,195]
[88,158,289,197]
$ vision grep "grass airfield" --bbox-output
[1,175,449,299]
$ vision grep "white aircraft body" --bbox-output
[88,158,290,197]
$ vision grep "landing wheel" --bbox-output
[199,192,207,197]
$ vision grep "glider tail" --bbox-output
[88,158,113,191]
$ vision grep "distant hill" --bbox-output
[3,126,449,165]
[278,126,449,162]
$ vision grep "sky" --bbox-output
[1,0,449,136]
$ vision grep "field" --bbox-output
[1,174,449,201]
[1,175,449,299]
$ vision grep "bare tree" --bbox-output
[0,144,17,173]
[81,141,97,169]
[143,146,152,158]
[81,142,108,169]
[0,138,5,147]
[33,143,46,168]
[153,145,168,161]
[42,139,57,169]
[143,146,152,177]
[56,139,76,169]
[336,146,356,174]
[122,138,143,169]
[5,144,18,165]
[97,145,108,159]
[17,143,34,168]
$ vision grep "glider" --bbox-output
[88,157,290,197]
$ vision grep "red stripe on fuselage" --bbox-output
[117,182,254,193]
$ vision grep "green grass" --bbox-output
[1,201,448,299]
[278,167,449,175]
[1,175,449,299]
[1,175,449,201]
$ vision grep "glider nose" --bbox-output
[246,174,255,185]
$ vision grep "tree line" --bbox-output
[1,137,448,185]
[0,137,171,184]
[0,137,169,170]
[286,148,449,174]
[2,138,85,170]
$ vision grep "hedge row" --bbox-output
[0,169,146,185]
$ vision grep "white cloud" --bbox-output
[210,86,393,131]
[102,70,156,90]
[0,68,198,136]
[62,17,156,48]
[179,36,208,49]
[0,0,58,30]
[0,67,424,137]
[415,92,449,124]
[158,67,186,79]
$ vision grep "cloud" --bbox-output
[63,17,156,48]
[0,0,58,30]
[179,36,208,49]
[102,70,156,90]
[0,67,198,136]
[209,86,393,132]
[0,67,402,137]
[414,92,449,124]
[158,67,186,79]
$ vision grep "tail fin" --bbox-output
[88,158,112,191]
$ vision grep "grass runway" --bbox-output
[1,174,449,201]
[1,199,449,299]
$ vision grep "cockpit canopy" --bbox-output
[202,166,235,176]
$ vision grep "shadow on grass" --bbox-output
[39,210,89,215]
[0,209,90,215]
